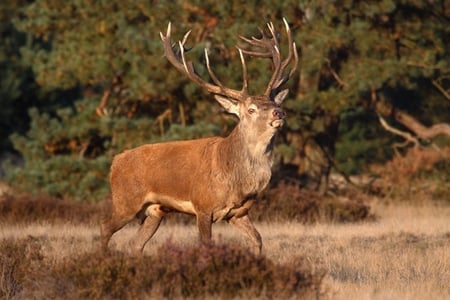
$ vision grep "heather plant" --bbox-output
[0,238,325,299]
[0,194,102,225]
[0,239,22,298]
[252,180,373,224]
[0,237,44,299]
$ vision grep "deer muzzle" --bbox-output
[270,107,286,128]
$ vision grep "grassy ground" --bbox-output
[1,202,449,299]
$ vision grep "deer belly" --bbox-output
[145,192,196,215]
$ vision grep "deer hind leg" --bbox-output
[100,210,135,252]
[228,214,262,255]
[129,204,165,255]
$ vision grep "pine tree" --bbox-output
[5,0,449,200]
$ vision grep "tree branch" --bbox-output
[96,89,111,117]
[393,110,450,140]
[377,114,420,152]
[375,100,450,141]
[432,79,450,101]
[325,58,347,88]
[96,73,123,117]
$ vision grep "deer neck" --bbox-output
[215,124,276,198]
[218,123,276,182]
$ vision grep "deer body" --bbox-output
[101,20,297,254]
[111,122,273,219]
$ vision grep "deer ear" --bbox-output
[274,89,289,105]
[214,95,240,117]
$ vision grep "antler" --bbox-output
[238,18,298,98]
[160,19,298,101]
[160,22,249,101]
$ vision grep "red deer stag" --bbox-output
[101,19,298,255]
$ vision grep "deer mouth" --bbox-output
[270,119,284,128]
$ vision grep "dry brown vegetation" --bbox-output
[370,146,450,201]
[0,236,324,299]
[0,204,449,299]
[1,164,449,300]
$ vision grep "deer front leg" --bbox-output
[229,214,262,255]
[196,212,212,243]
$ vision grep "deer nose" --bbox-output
[272,107,286,119]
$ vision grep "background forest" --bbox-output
[1,0,449,202]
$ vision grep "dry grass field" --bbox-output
[1,200,449,299]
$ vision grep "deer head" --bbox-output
[160,18,298,137]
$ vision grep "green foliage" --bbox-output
[0,2,38,150]
[6,98,155,201]
[7,154,110,201]
[336,108,393,174]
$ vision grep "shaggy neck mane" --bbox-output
[217,123,276,191]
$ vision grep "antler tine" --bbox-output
[238,35,272,57]
[262,21,283,96]
[237,26,277,57]
[280,18,294,70]
[204,48,224,87]
[238,48,249,93]
[236,18,298,98]
[270,18,299,90]
[273,41,299,89]
[205,47,249,94]
[160,22,246,100]
[179,41,194,78]
[289,42,299,77]
[160,22,187,76]
[275,18,299,87]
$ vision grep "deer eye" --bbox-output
[248,108,256,114]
